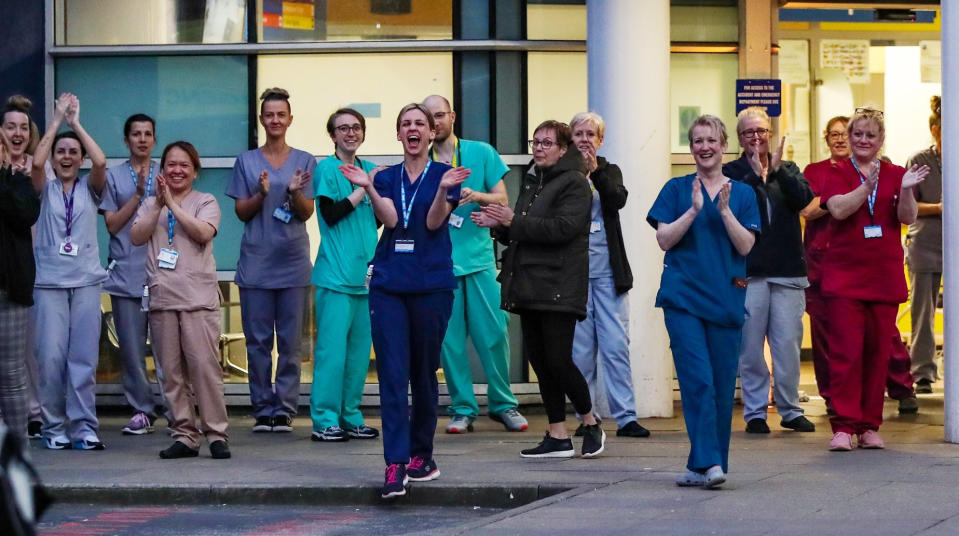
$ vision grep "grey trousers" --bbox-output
[34,285,102,441]
[909,270,941,382]
[111,296,167,416]
[738,278,806,423]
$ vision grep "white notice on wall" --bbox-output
[920,41,941,83]
[820,39,870,84]
[780,40,809,85]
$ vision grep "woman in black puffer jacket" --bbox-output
[473,119,604,459]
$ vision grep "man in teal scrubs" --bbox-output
[310,108,380,442]
[423,95,527,433]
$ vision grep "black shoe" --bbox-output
[898,396,919,415]
[915,379,933,394]
[210,440,231,459]
[616,421,651,438]
[573,417,600,437]
[159,441,199,459]
[746,418,770,434]
[520,433,575,458]
[781,415,816,432]
[346,425,380,439]
[252,416,272,433]
[27,421,42,440]
[581,424,606,458]
[272,415,293,433]
[381,464,408,499]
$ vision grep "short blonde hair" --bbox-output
[736,106,770,133]
[687,114,728,146]
[848,106,885,138]
[570,111,605,140]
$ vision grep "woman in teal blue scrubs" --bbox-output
[646,115,759,489]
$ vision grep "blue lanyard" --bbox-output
[62,180,79,241]
[129,161,154,197]
[167,209,175,247]
[400,160,430,229]
[850,158,879,216]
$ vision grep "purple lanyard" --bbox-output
[62,180,79,242]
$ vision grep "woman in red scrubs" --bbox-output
[820,108,929,451]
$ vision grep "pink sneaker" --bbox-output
[829,432,853,451]
[858,430,885,449]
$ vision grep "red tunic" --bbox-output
[819,159,908,304]
[802,159,840,286]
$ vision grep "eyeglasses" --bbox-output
[854,107,884,118]
[738,128,769,139]
[827,131,848,141]
[528,139,556,150]
[335,124,363,134]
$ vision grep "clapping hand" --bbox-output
[579,144,598,173]
[902,164,930,190]
[440,166,470,190]
[135,164,148,196]
[474,203,514,227]
[155,174,169,208]
[339,164,372,188]
[691,175,704,212]
[288,168,310,193]
[63,94,81,129]
[769,136,786,173]
[717,182,732,214]
[258,170,270,195]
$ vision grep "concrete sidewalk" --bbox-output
[31,394,959,535]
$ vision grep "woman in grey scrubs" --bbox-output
[30,93,108,450]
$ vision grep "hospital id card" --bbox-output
[394,240,415,254]
[59,241,78,257]
[158,248,179,270]
[273,206,293,223]
[448,213,464,228]
[590,219,602,233]
[863,225,883,239]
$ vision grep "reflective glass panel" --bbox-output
[670,5,738,42]
[56,0,247,45]
[527,2,586,40]
[670,53,740,153]
[527,52,587,146]
[257,0,452,42]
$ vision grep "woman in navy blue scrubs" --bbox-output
[339,103,469,499]
[646,115,760,489]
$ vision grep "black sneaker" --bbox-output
[381,464,408,499]
[520,433,575,458]
[581,424,606,458]
[311,426,350,442]
[781,415,816,432]
[210,440,231,459]
[347,425,380,439]
[272,415,293,433]
[252,416,272,433]
[746,418,770,434]
[616,421,651,438]
[406,456,440,481]
[27,421,42,440]
[898,396,919,415]
[159,441,199,459]
[915,379,933,394]
[573,417,601,437]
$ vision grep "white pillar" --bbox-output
[587,0,673,418]
[942,1,958,443]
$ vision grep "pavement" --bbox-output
[30,392,959,536]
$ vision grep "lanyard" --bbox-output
[430,137,459,167]
[167,209,176,247]
[850,158,879,216]
[62,180,79,241]
[400,160,430,229]
[129,161,154,197]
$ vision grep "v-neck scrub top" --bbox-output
[819,159,908,304]
[311,155,378,294]
[226,148,317,289]
[34,175,107,288]
[100,160,159,297]
[369,162,460,294]
[646,174,761,328]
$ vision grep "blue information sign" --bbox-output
[736,79,782,117]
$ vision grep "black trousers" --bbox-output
[520,310,592,424]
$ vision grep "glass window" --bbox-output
[670,53,740,154]
[670,4,738,42]
[56,0,247,45]
[527,2,586,40]
[256,0,452,42]
[55,56,249,158]
[256,52,453,154]
[527,52,587,145]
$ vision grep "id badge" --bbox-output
[365,264,374,289]
[394,239,415,254]
[590,219,602,233]
[863,225,883,239]
[158,248,179,270]
[448,213,464,228]
[59,241,78,257]
[273,206,293,223]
